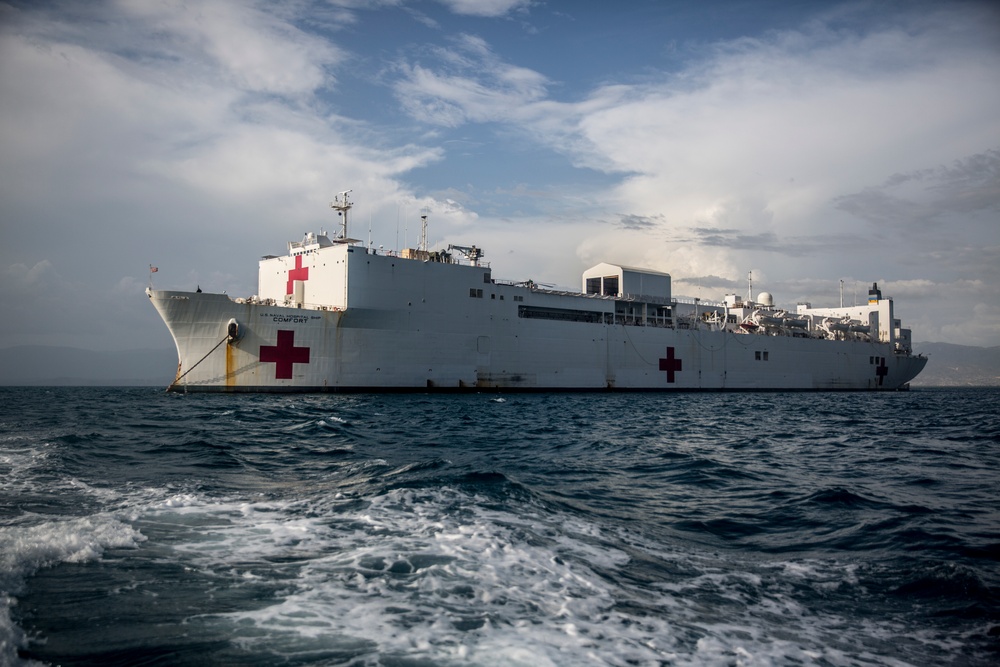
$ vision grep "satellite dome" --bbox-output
[757,291,773,306]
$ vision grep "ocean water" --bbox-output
[1,387,997,667]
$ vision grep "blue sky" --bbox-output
[1,0,998,351]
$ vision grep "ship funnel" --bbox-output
[868,282,882,304]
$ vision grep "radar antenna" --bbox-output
[447,244,484,266]
[331,190,353,239]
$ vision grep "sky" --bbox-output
[1,0,998,352]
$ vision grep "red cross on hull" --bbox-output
[875,357,889,386]
[260,330,310,379]
[286,255,309,295]
[659,347,683,383]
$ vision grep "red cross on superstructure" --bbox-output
[659,346,683,383]
[286,255,309,295]
[259,330,310,379]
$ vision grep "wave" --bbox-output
[0,515,145,665]
[3,388,999,665]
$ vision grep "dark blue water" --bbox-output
[1,387,998,666]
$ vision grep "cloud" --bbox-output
[4,260,56,291]
[1,1,997,349]
[0,0,445,224]
[117,0,344,96]
[691,228,779,250]
[674,275,744,292]
[834,149,1000,228]
[938,302,1000,348]
[392,34,550,127]
[0,1,346,201]
[0,0,455,349]
[113,275,148,296]
[434,0,532,18]
[617,214,661,230]
[389,4,1000,263]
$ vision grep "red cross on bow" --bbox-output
[659,346,683,383]
[286,255,309,295]
[259,330,310,379]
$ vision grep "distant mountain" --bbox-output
[910,342,1000,387]
[0,343,996,387]
[0,346,177,386]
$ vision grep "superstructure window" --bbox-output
[603,276,619,296]
[519,305,603,323]
[586,277,601,295]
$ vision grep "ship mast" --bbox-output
[420,215,428,252]
[331,190,353,239]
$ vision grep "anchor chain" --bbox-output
[170,335,230,388]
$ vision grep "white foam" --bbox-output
[136,487,695,664]
[0,515,146,665]
[160,493,205,509]
[0,442,53,494]
[0,516,146,591]
[1,594,33,667]
[1,480,945,666]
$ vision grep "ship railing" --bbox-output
[491,278,550,288]
[673,296,726,308]
[489,281,688,308]
[522,286,606,298]
[378,248,491,268]
[618,293,675,306]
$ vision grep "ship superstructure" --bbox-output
[147,194,926,392]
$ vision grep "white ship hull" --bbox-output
[148,289,924,393]
[147,198,926,392]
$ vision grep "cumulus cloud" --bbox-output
[4,260,56,290]
[0,0,453,348]
[390,4,1000,276]
[0,0,448,241]
[117,0,343,96]
[1,2,338,201]
[393,34,549,127]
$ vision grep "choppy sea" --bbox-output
[1,387,998,666]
